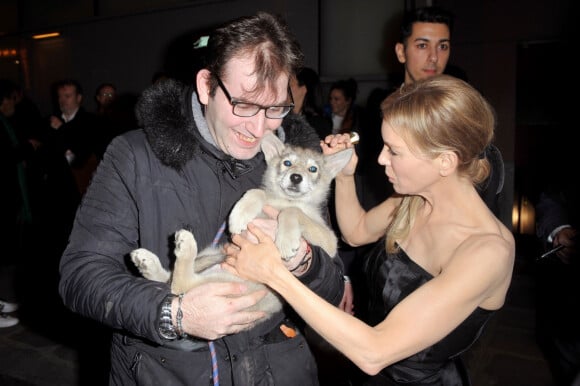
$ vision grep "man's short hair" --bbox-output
[56,79,83,95]
[198,12,304,97]
[399,6,455,44]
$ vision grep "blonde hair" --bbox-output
[381,75,495,252]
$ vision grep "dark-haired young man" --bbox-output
[395,6,454,85]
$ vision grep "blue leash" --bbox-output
[209,340,219,386]
[209,221,226,386]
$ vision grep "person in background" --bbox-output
[95,82,117,116]
[534,181,579,385]
[48,79,99,195]
[9,83,46,144]
[6,82,47,216]
[536,191,578,265]
[363,6,455,213]
[58,12,345,385]
[94,82,125,159]
[326,78,366,135]
[226,75,515,386]
[324,77,368,277]
[3,80,87,377]
[0,79,39,328]
[395,6,453,86]
[290,66,332,139]
[390,6,503,215]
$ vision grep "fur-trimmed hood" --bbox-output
[135,78,321,171]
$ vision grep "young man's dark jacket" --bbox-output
[59,79,345,385]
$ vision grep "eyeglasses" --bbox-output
[98,92,114,98]
[216,76,294,119]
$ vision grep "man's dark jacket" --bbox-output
[59,79,345,385]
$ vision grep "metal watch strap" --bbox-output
[158,295,177,340]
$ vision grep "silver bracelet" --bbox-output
[289,243,312,273]
[175,293,187,338]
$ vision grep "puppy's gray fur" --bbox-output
[131,133,352,328]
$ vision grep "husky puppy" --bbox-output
[131,133,352,325]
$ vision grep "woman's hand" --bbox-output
[223,223,285,285]
[320,133,358,176]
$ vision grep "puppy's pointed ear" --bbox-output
[325,148,354,177]
[260,132,285,162]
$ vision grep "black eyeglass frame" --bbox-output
[215,76,294,119]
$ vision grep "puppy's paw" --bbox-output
[275,226,301,261]
[131,248,171,282]
[276,211,302,261]
[228,216,250,235]
[276,235,302,262]
[229,189,266,234]
[229,206,256,234]
[174,229,198,260]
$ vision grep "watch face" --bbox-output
[159,326,177,340]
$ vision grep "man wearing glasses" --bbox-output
[58,12,345,385]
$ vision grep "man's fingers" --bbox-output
[228,288,268,311]
[229,311,267,333]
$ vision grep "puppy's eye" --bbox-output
[283,160,292,167]
[309,166,318,173]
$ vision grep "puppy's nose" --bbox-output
[290,174,303,185]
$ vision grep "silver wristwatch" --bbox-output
[158,295,177,340]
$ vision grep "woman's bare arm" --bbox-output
[321,133,400,246]
[224,226,514,376]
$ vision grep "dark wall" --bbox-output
[0,0,321,116]
[0,0,570,229]
[434,0,570,226]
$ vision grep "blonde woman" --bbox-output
[225,75,515,386]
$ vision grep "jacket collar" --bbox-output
[135,78,321,175]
